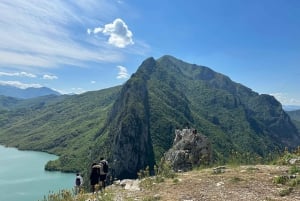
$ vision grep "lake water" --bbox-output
[0,145,75,201]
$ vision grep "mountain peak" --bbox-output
[0,85,60,99]
[1,55,299,180]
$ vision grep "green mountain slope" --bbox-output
[0,87,121,172]
[96,55,300,179]
[0,55,299,179]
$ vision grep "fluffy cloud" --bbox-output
[43,74,58,80]
[89,18,134,48]
[93,27,103,34]
[0,80,42,89]
[0,71,36,78]
[117,65,129,79]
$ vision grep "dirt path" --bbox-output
[110,165,300,201]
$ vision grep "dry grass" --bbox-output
[110,165,300,201]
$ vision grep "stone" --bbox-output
[213,166,226,174]
[288,157,300,165]
[115,179,141,191]
[163,128,212,172]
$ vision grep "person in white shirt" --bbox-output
[75,173,83,195]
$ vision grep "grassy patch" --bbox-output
[142,195,161,201]
[39,188,115,201]
[246,166,259,172]
[279,187,293,197]
[273,175,289,185]
[230,176,243,183]
[289,165,300,174]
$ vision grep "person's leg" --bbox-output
[75,186,79,195]
[102,180,106,189]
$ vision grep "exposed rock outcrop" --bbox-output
[163,128,212,171]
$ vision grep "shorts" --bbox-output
[99,174,106,181]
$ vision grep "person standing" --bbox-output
[89,162,100,193]
[99,157,108,191]
[75,173,83,195]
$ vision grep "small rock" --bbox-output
[216,181,224,187]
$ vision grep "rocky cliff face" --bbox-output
[100,61,156,179]
[163,128,211,171]
[95,55,300,180]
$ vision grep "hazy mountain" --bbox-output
[287,110,300,121]
[287,110,300,132]
[0,85,60,99]
[283,105,300,111]
[0,55,299,179]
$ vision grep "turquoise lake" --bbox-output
[0,145,75,201]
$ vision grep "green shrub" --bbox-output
[140,177,155,190]
[138,166,150,179]
[276,147,299,165]
[39,188,114,201]
[289,177,300,187]
[273,176,289,185]
[154,175,165,183]
[40,190,73,201]
[156,161,176,179]
[230,176,243,183]
[289,165,300,174]
[142,195,161,201]
[172,178,179,183]
[279,187,293,197]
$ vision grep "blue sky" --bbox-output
[0,0,299,106]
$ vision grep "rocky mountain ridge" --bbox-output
[0,85,60,99]
[0,55,299,180]
[97,55,300,179]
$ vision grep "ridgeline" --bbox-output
[0,55,299,179]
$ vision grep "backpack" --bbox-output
[76,177,81,186]
[101,161,108,173]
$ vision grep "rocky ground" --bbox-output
[107,165,300,201]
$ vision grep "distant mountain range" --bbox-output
[286,110,300,132]
[0,55,299,179]
[283,105,300,111]
[0,85,60,99]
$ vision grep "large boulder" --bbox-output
[163,128,212,172]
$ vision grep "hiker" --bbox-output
[75,173,83,195]
[89,162,100,193]
[99,157,108,191]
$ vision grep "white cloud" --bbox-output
[271,92,300,106]
[87,28,92,35]
[0,0,125,70]
[0,71,36,78]
[93,27,103,34]
[117,65,129,79]
[91,80,96,84]
[89,18,134,48]
[0,80,42,89]
[71,87,85,94]
[43,74,58,80]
